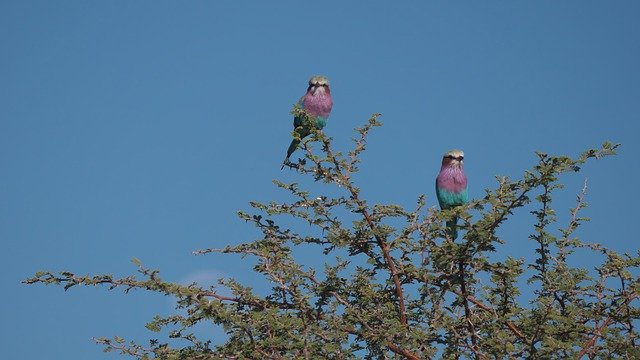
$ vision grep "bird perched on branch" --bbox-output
[281,75,333,169]
[435,149,469,239]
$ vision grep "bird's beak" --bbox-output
[313,85,327,95]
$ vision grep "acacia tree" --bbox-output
[26,113,639,359]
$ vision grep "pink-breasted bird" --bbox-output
[435,149,469,239]
[281,75,333,169]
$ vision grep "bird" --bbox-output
[281,75,333,169]
[435,149,469,239]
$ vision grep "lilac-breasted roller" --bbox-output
[435,149,469,239]
[281,75,333,169]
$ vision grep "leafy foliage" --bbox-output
[25,114,638,359]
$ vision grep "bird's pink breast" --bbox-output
[437,167,467,193]
[303,92,333,118]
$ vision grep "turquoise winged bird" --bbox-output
[282,75,333,169]
[435,149,469,239]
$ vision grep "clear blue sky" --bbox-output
[2,1,639,358]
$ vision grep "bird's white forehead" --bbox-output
[309,75,329,86]
[444,149,464,158]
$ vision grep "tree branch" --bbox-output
[576,292,639,359]
[320,133,409,327]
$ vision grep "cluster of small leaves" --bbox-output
[24,114,639,359]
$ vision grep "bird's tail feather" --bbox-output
[286,139,300,159]
[281,139,300,170]
[446,216,459,240]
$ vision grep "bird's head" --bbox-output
[307,75,330,96]
[442,149,465,168]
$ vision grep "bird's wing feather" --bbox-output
[293,96,306,128]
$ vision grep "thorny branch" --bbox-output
[576,292,640,359]
[289,116,409,327]
[24,117,632,360]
